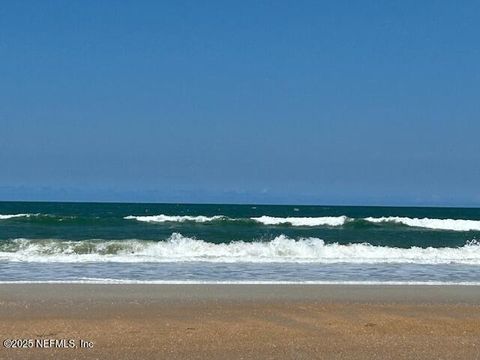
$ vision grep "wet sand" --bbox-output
[1,284,479,359]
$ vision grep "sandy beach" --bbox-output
[0,284,479,359]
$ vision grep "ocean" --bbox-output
[1,201,479,284]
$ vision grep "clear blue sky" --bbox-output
[1,1,479,205]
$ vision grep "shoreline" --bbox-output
[1,283,480,303]
[1,280,480,286]
[1,284,480,359]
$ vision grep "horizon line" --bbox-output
[0,199,479,209]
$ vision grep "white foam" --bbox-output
[124,214,480,231]
[251,216,348,226]
[0,214,34,220]
[0,279,479,285]
[124,214,226,223]
[365,217,480,232]
[1,234,479,264]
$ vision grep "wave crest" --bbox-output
[364,217,480,232]
[0,214,35,220]
[251,216,348,226]
[124,215,227,223]
[1,234,479,264]
[3,213,480,232]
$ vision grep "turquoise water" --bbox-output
[1,201,479,283]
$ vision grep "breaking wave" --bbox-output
[1,233,479,264]
[124,215,227,223]
[125,214,349,226]
[364,217,480,232]
[0,214,36,220]
[251,216,348,226]
[3,213,480,232]
[124,214,480,231]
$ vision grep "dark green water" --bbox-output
[1,202,479,283]
[1,201,479,247]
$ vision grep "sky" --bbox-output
[1,1,479,206]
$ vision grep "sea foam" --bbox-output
[123,213,480,231]
[364,217,480,232]
[0,214,35,220]
[1,234,479,264]
[124,215,226,223]
[2,279,480,285]
[251,216,348,226]
[125,214,349,226]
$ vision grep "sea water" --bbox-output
[0,202,479,284]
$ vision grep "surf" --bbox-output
[1,234,479,264]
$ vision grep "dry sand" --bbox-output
[0,284,479,359]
